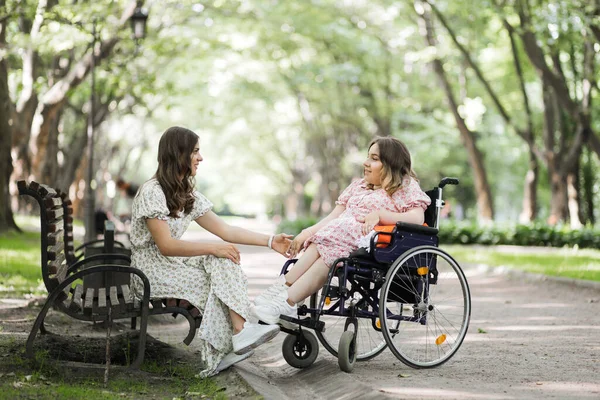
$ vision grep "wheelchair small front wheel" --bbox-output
[337,331,357,373]
[282,331,319,369]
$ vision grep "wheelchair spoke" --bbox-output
[380,246,471,369]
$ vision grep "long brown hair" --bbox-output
[368,136,417,196]
[155,126,199,218]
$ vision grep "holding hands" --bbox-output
[286,228,314,258]
[357,210,380,236]
[270,233,294,257]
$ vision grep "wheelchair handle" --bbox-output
[439,177,459,188]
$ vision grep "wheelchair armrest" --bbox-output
[395,221,439,235]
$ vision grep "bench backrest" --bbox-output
[55,189,78,265]
[17,181,68,293]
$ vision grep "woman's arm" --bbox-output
[146,218,241,263]
[195,211,292,256]
[302,204,346,236]
[358,208,425,235]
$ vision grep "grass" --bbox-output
[0,337,229,399]
[0,229,44,297]
[445,244,600,282]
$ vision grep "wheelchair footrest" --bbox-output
[280,315,326,333]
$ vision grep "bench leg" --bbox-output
[26,294,59,359]
[130,317,136,330]
[129,304,149,369]
[40,321,48,335]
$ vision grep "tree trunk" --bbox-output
[566,164,582,229]
[28,1,138,181]
[415,1,494,221]
[519,151,538,223]
[0,7,19,232]
[39,108,63,185]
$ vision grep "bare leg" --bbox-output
[287,257,330,304]
[284,244,320,285]
[229,310,246,334]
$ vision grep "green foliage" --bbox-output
[439,221,600,249]
[0,230,43,297]
[277,217,319,236]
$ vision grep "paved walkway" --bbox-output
[147,219,600,400]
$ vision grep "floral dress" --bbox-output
[129,179,251,377]
[307,177,431,266]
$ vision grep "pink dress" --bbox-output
[306,177,431,266]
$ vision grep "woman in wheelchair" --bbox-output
[253,136,431,325]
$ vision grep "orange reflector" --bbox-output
[435,334,446,345]
[417,267,429,276]
[325,297,331,305]
[376,319,381,329]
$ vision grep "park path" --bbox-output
[153,219,600,400]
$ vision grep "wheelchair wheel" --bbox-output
[379,246,471,369]
[310,278,390,361]
[282,331,319,369]
[338,331,357,373]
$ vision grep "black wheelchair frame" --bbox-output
[275,177,471,372]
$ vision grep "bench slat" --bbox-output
[43,197,62,208]
[72,284,84,310]
[166,298,177,307]
[151,300,163,309]
[46,208,64,220]
[46,222,61,233]
[38,184,57,197]
[47,230,63,246]
[63,285,75,310]
[120,285,133,310]
[109,286,120,311]
[47,242,65,261]
[84,288,94,316]
[96,288,107,314]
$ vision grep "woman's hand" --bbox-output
[212,243,241,264]
[286,228,313,258]
[357,210,380,235]
[271,233,294,257]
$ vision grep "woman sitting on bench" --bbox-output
[130,126,292,377]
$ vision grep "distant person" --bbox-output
[94,209,109,236]
[253,137,431,326]
[116,178,140,198]
[129,126,292,377]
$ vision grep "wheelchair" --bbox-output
[276,177,471,372]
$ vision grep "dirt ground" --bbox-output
[0,302,259,399]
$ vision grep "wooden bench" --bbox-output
[18,180,203,369]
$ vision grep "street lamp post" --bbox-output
[83,9,149,243]
[83,19,98,243]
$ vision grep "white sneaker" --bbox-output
[215,350,254,373]
[232,322,280,355]
[255,275,306,307]
[253,295,298,326]
[254,275,288,306]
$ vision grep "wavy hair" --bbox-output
[155,126,199,218]
[368,136,417,197]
